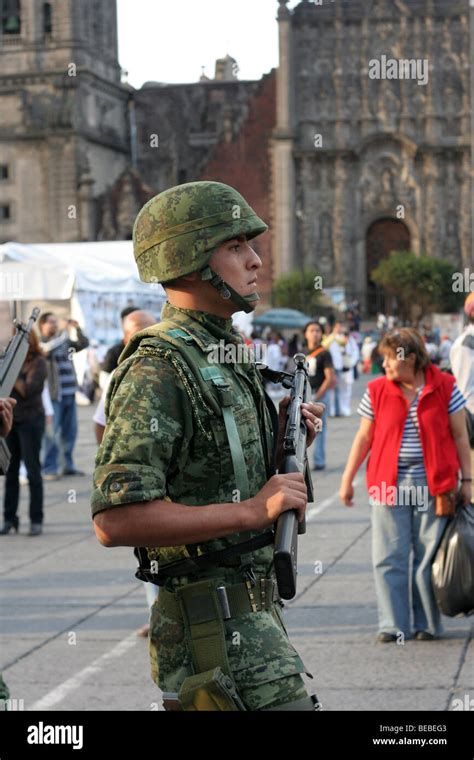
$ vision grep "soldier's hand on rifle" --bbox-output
[245,472,308,530]
[0,398,16,437]
[277,395,325,456]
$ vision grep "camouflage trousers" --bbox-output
[149,573,313,711]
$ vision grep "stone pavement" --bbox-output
[0,376,472,711]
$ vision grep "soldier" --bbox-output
[92,181,323,711]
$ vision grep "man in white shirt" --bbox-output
[450,293,474,501]
[325,327,343,417]
[450,295,474,415]
[325,323,360,416]
[93,310,156,443]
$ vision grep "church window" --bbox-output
[1,0,21,35]
[92,1,104,44]
[0,204,11,220]
[0,165,9,180]
[43,2,52,34]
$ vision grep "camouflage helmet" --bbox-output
[133,181,268,313]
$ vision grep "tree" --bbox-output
[371,251,464,324]
[272,268,323,313]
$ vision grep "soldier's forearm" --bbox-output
[94,497,254,548]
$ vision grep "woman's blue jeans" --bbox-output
[370,475,448,638]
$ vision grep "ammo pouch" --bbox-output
[177,667,246,711]
[168,579,246,711]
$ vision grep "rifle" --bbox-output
[0,308,40,474]
[259,354,315,600]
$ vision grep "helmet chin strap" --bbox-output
[200,266,259,315]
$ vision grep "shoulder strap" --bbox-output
[139,322,251,501]
[136,322,220,417]
[199,365,250,501]
[307,347,325,359]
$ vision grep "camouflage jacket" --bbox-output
[91,302,279,580]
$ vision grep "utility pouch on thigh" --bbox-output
[177,580,232,676]
[178,667,246,711]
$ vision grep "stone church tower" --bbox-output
[273,0,472,313]
[0,0,131,243]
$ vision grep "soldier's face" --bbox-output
[209,235,262,305]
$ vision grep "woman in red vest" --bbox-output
[339,328,471,642]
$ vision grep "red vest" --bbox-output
[366,363,460,503]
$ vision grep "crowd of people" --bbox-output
[1,293,473,646]
[1,313,90,535]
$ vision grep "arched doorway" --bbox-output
[366,218,410,316]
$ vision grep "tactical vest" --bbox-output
[120,320,279,584]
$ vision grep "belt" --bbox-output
[159,578,280,621]
[136,531,274,586]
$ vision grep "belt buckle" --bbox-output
[244,580,258,613]
[260,578,266,611]
[242,565,258,613]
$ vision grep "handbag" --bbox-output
[466,408,474,449]
[432,502,474,617]
[435,490,457,518]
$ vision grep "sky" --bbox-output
[117,0,300,88]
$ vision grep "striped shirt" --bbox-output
[41,330,89,400]
[358,382,466,478]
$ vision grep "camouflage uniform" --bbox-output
[92,182,316,710]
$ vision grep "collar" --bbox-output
[120,301,252,368]
[160,302,241,350]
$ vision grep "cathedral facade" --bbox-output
[273,0,472,312]
[0,0,130,243]
[0,0,472,313]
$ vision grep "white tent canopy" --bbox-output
[0,241,159,299]
[0,241,167,346]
